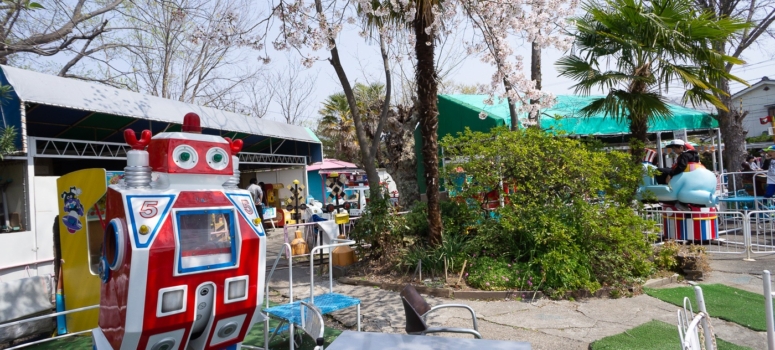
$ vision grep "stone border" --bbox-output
[339,277,659,300]
[338,277,544,300]
[642,274,681,288]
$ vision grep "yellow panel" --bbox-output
[57,168,106,333]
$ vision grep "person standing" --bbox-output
[760,146,775,197]
[248,178,265,223]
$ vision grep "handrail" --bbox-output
[0,305,99,329]
[265,243,293,309]
[0,258,55,273]
[6,330,92,349]
[308,240,356,304]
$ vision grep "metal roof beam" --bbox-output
[53,111,97,137]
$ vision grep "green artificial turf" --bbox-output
[590,320,751,350]
[645,283,770,331]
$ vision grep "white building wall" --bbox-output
[251,167,308,204]
[734,83,775,137]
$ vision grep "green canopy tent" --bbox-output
[414,94,718,193]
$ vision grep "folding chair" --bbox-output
[399,284,482,339]
[677,286,715,350]
[300,301,325,350]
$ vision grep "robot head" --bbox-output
[145,113,233,175]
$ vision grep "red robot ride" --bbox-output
[92,113,266,350]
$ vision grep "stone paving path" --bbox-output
[262,228,771,349]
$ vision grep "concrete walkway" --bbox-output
[262,228,773,349]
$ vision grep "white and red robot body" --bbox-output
[92,113,266,350]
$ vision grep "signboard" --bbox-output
[263,206,277,220]
[674,129,688,142]
[56,168,107,332]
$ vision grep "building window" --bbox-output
[769,107,775,117]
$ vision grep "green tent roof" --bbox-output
[441,94,717,136]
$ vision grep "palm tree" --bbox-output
[317,84,389,164]
[318,93,359,163]
[360,0,443,244]
[556,0,748,162]
[413,0,443,245]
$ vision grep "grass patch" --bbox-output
[590,320,751,350]
[645,284,770,331]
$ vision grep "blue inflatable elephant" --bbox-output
[637,163,718,206]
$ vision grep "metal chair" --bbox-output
[300,301,325,350]
[399,284,482,339]
[677,286,715,350]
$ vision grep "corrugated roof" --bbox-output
[0,65,320,144]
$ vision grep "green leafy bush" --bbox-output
[350,187,405,260]
[466,256,540,291]
[399,231,469,277]
[439,127,655,296]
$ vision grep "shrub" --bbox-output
[399,231,470,277]
[654,241,681,271]
[350,188,405,261]
[466,256,540,291]
[437,127,655,296]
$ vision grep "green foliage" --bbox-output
[316,83,386,164]
[653,241,681,271]
[466,256,540,291]
[557,0,749,153]
[399,231,469,277]
[350,187,404,260]
[746,134,772,143]
[440,127,655,296]
[0,125,18,160]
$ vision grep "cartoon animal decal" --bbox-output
[61,186,85,233]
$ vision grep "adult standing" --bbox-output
[248,178,265,223]
[760,146,775,197]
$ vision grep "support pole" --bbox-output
[656,132,664,167]
[764,270,775,350]
[694,286,715,350]
[717,128,724,173]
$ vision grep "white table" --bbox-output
[327,331,531,350]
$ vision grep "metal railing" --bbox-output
[0,305,99,349]
[640,169,775,259]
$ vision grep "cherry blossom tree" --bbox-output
[262,0,394,228]
[261,0,577,244]
[0,0,122,65]
[462,0,578,129]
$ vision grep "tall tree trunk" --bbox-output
[503,77,519,131]
[717,81,746,174]
[630,78,649,164]
[414,6,443,245]
[529,41,542,127]
[718,100,747,174]
[312,0,382,198]
[385,105,420,208]
[630,115,648,163]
